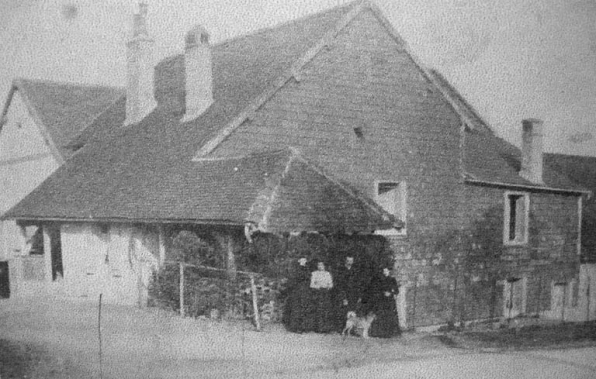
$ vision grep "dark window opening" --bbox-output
[505,193,528,244]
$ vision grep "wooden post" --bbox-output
[250,275,261,331]
[586,276,591,322]
[561,282,566,322]
[158,226,166,267]
[179,262,185,318]
[42,225,53,283]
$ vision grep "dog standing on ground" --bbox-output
[342,311,376,339]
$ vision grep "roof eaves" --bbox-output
[192,1,368,159]
[1,214,245,226]
[9,78,65,164]
[464,177,592,197]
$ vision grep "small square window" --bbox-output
[504,192,529,245]
[375,181,407,235]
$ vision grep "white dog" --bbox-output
[342,311,376,339]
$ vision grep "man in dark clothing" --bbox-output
[334,256,362,331]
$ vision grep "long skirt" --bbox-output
[285,283,313,333]
[369,308,400,338]
[308,289,334,333]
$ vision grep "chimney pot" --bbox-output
[520,118,544,184]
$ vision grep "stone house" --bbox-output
[1,1,591,326]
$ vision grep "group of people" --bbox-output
[283,256,401,338]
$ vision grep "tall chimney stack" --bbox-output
[125,2,156,126]
[182,25,213,122]
[520,118,544,184]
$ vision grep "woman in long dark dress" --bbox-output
[369,267,401,338]
[309,261,334,333]
[284,257,313,333]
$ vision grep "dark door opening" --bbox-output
[0,261,9,298]
[48,226,63,281]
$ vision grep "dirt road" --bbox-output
[2,296,595,378]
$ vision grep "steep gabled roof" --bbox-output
[3,2,375,230]
[4,148,398,233]
[64,1,354,154]
[1,78,124,160]
[4,0,587,229]
[429,69,588,195]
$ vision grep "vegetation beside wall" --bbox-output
[148,229,393,321]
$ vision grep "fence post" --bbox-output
[587,276,591,322]
[250,275,261,331]
[180,262,185,318]
[411,275,418,329]
[452,274,458,323]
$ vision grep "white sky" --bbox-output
[1,0,595,156]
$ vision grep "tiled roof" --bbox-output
[545,153,596,262]
[9,78,124,158]
[429,69,586,194]
[4,0,586,231]
[544,154,596,191]
[64,1,353,153]
[4,148,397,233]
[3,2,367,229]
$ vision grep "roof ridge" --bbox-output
[194,148,291,162]
[63,93,126,151]
[258,149,296,230]
[192,0,368,159]
[288,148,399,227]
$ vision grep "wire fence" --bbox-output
[148,261,285,330]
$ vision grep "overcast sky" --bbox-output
[1,0,595,156]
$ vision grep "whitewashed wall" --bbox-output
[0,91,60,260]
[61,223,160,305]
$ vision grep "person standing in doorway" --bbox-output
[334,256,362,331]
[284,257,312,333]
[369,266,401,338]
[310,261,334,333]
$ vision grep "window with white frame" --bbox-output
[375,181,407,235]
[504,191,529,245]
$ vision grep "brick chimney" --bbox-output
[519,118,544,184]
[124,3,156,126]
[182,25,213,122]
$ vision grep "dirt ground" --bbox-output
[1,296,595,378]
[0,296,453,378]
